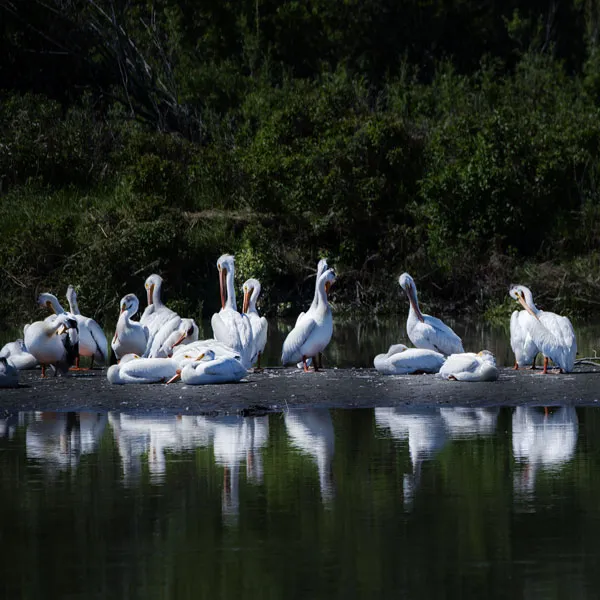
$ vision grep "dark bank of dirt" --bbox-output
[1,365,600,415]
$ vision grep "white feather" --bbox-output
[374,344,445,375]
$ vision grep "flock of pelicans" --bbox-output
[0,254,578,388]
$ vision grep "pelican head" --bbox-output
[323,268,336,295]
[119,353,141,364]
[38,292,62,314]
[119,293,139,315]
[242,278,261,313]
[171,318,199,349]
[196,349,216,362]
[66,285,77,303]
[217,254,235,309]
[476,350,496,365]
[317,258,328,276]
[144,274,163,307]
[387,344,409,356]
[509,285,538,318]
[398,272,424,321]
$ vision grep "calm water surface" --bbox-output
[1,406,600,599]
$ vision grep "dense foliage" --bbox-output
[1,0,600,326]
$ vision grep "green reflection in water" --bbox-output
[0,407,599,599]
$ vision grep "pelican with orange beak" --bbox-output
[211,254,254,369]
[154,318,199,358]
[111,294,149,361]
[242,278,268,369]
[398,273,463,356]
[509,285,576,373]
[281,268,336,371]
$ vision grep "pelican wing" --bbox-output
[386,348,445,374]
[87,318,109,364]
[538,312,577,372]
[510,310,538,366]
[281,318,317,365]
[439,353,479,378]
[417,315,464,355]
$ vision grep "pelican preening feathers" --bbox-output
[509,285,577,373]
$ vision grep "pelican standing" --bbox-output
[65,286,109,368]
[510,286,540,369]
[294,258,328,369]
[374,344,445,375]
[111,294,149,361]
[438,350,499,382]
[242,278,268,369]
[211,254,254,369]
[281,268,335,371]
[509,285,577,373]
[140,274,179,357]
[39,291,107,369]
[24,314,79,377]
[398,273,463,356]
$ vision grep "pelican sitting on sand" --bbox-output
[374,344,445,375]
[438,351,499,382]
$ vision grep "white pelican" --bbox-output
[107,354,178,384]
[242,278,268,369]
[398,273,464,356]
[438,350,499,381]
[281,268,335,371]
[374,344,445,375]
[0,357,18,388]
[111,293,149,361]
[166,349,247,385]
[65,286,109,368]
[139,274,180,357]
[0,327,38,370]
[294,258,328,369]
[440,408,499,438]
[510,286,540,369]
[211,254,254,369]
[509,285,577,373]
[39,291,108,369]
[24,314,79,377]
[154,318,199,358]
[284,408,335,503]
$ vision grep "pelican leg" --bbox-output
[314,356,319,372]
[41,364,47,378]
[253,352,264,373]
[513,361,519,370]
[318,352,323,370]
[302,356,310,373]
[542,356,549,374]
[448,375,458,381]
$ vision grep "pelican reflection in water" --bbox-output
[512,406,579,500]
[26,411,107,474]
[375,407,447,511]
[284,408,335,504]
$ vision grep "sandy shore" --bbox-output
[1,365,599,414]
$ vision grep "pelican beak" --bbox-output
[147,284,154,307]
[219,267,227,310]
[57,324,68,335]
[325,281,332,295]
[406,285,424,323]
[166,369,182,385]
[195,352,206,361]
[46,301,55,314]
[171,331,187,348]
[517,293,539,320]
[242,288,250,314]
[120,304,126,314]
